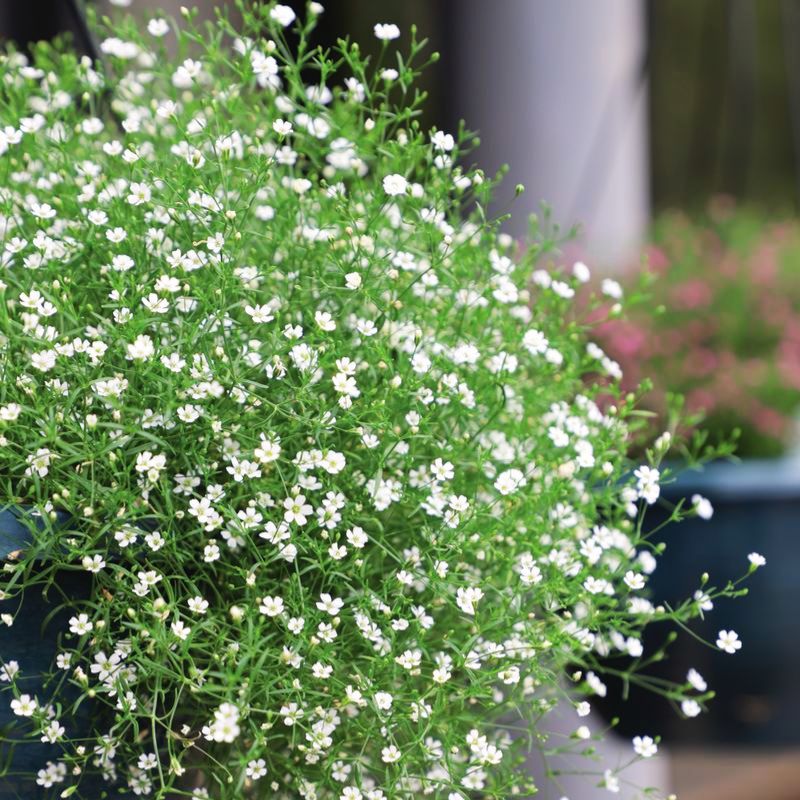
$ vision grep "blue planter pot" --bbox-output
[596,458,800,746]
[0,507,108,798]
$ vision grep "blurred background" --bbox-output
[2,1,799,798]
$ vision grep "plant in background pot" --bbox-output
[593,205,797,746]
[0,5,757,798]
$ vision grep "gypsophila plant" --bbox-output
[0,4,760,799]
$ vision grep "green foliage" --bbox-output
[0,5,753,799]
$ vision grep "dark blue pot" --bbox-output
[0,507,109,798]
[596,458,800,746]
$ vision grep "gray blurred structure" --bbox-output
[452,0,650,267]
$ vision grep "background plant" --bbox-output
[596,203,800,458]
[0,4,755,799]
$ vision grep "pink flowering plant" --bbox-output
[596,208,800,458]
[0,5,759,799]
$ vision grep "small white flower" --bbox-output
[147,18,169,37]
[687,668,707,692]
[431,131,455,151]
[82,554,106,573]
[748,552,766,568]
[572,261,591,282]
[692,494,714,520]
[316,592,344,616]
[69,613,93,635]
[171,619,191,640]
[345,272,362,289]
[188,596,209,615]
[270,4,296,27]
[382,173,408,196]
[259,596,285,617]
[623,570,645,590]
[632,735,658,758]
[602,769,620,793]
[381,744,401,763]
[601,278,623,299]
[374,23,401,41]
[455,586,484,615]
[716,629,742,654]
[11,694,37,717]
[246,758,267,780]
[494,468,527,496]
[681,699,702,717]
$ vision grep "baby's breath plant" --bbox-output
[0,4,758,799]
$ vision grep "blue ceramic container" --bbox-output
[0,507,108,798]
[596,458,800,745]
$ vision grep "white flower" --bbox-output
[572,261,591,282]
[602,769,620,793]
[748,552,766,567]
[69,613,93,635]
[455,586,484,615]
[246,758,267,780]
[692,494,714,520]
[374,23,401,41]
[687,668,707,692]
[171,619,191,640]
[346,526,368,548]
[632,735,658,758]
[522,329,548,355]
[41,719,65,743]
[127,181,151,206]
[382,173,408,196]
[203,703,240,743]
[283,493,312,525]
[381,744,401,763]
[634,465,660,504]
[495,468,527,496]
[576,701,591,717]
[82,554,106,573]
[681,699,702,717]
[147,18,169,37]
[31,350,57,372]
[430,457,454,482]
[431,131,455,151]
[259,596,285,617]
[188,597,209,615]
[601,278,623,299]
[127,334,155,361]
[716,629,742,654]
[142,293,169,314]
[25,448,53,477]
[316,593,344,616]
[11,694,37,717]
[270,4,297,27]
[273,119,293,136]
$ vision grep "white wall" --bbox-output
[452,0,650,268]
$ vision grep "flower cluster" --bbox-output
[0,5,756,799]
[595,203,800,457]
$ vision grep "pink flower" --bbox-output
[670,280,713,310]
